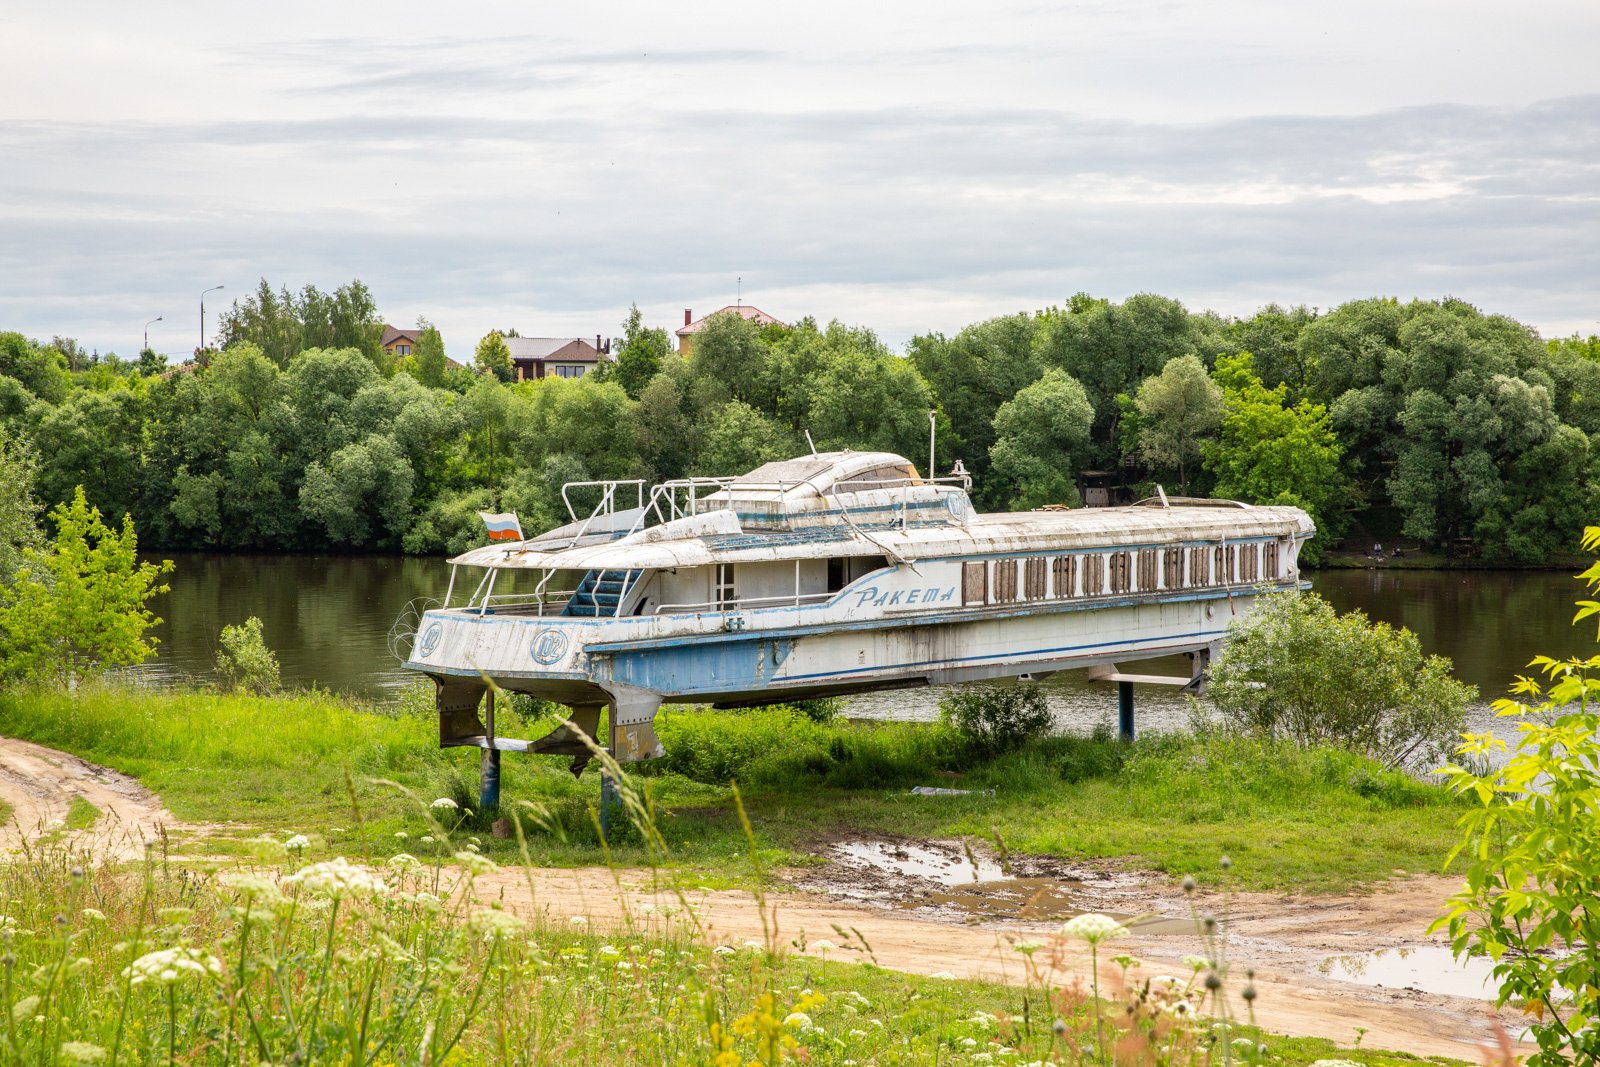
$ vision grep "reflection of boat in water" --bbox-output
[399,450,1313,777]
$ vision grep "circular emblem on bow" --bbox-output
[530,628,570,665]
[418,622,443,658]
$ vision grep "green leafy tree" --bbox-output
[806,348,936,460]
[1433,526,1600,1065]
[694,401,795,476]
[474,331,513,382]
[613,304,671,399]
[299,434,417,546]
[0,487,172,685]
[1202,353,1346,558]
[218,279,304,366]
[987,369,1095,509]
[413,319,448,388]
[215,615,281,694]
[631,373,703,482]
[0,331,70,403]
[30,386,149,529]
[1033,293,1200,460]
[1132,354,1222,493]
[0,427,43,586]
[1207,591,1473,769]
[690,312,767,405]
[908,314,1042,500]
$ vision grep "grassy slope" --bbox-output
[0,685,1464,892]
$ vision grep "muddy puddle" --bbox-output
[1317,946,1497,999]
[806,838,1194,932]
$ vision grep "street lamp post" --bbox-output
[144,316,163,353]
[200,285,225,355]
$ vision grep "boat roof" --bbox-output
[451,502,1314,570]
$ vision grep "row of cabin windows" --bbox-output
[962,542,1286,605]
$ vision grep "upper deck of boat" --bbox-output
[451,499,1315,573]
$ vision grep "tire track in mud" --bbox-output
[0,735,182,858]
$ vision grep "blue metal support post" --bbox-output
[479,690,501,813]
[1118,680,1135,741]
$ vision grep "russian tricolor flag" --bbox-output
[478,512,524,543]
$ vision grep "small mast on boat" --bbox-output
[398,450,1313,792]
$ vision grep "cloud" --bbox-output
[2,92,1598,357]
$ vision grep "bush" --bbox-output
[1434,527,1600,1066]
[1206,591,1474,769]
[215,615,281,694]
[939,683,1054,759]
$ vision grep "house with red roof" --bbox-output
[675,306,784,357]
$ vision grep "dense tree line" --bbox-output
[1,284,1596,564]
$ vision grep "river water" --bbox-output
[131,554,1587,734]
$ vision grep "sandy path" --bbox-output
[0,736,1527,1061]
[474,863,1527,1064]
[0,735,181,857]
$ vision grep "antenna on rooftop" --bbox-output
[737,276,742,309]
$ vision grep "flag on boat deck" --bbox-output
[478,512,523,542]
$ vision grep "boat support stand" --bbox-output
[1087,644,1219,741]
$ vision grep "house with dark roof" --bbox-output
[506,336,612,381]
[675,306,784,357]
[380,325,420,358]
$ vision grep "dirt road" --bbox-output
[0,735,179,857]
[0,737,1522,1062]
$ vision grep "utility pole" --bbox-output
[200,285,224,355]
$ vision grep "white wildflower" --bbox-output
[616,961,633,971]
[412,891,441,913]
[961,1037,978,1048]
[283,857,388,899]
[1183,954,1210,972]
[387,853,423,873]
[928,970,958,980]
[598,944,620,956]
[973,1056,995,1065]
[463,841,481,853]
[782,1012,813,1030]
[1012,939,1044,955]
[283,833,311,851]
[569,915,588,926]
[124,947,222,986]
[394,830,408,839]
[742,939,764,951]
[1060,913,1128,945]
[58,1042,108,1065]
[418,835,435,844]
[848,1029,868,1039]
[637,902,656,915]
[811,938,838,952]
[221,873,289,908]
[79,908,106,923]
[467,909,526,940]
[430,797,458,810]
[713,945,736,957]
[454,851,498,876]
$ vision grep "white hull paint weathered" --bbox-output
[397,451,1313,774]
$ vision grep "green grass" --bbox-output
[64,794,100,829]
[0,831,1457,1067]
[0,683,1466,891]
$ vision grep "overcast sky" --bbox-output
[4,1,1598,361]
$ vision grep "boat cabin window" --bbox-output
[715,563,736,609]
[1024,558,1047,600]
[992,560,1018,603]
[836,462,917,490]
[827,557,847,592]
[1214,544,1235,583]
[1163,548,1184,590]
[848,556,888,581]
[1109,551,1132,594]
[1051,556,1076,598]
[962,562,986,605]
[1240,543,1260,582]
[1189,546,1210,586]
[1083,554,1105,596]
[1136,550,1158,592]
[1266,541,1282,578]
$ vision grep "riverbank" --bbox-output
[0,683,1466,892]
[0,701,1515,1064]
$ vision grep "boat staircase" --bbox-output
[562,568,644,617]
